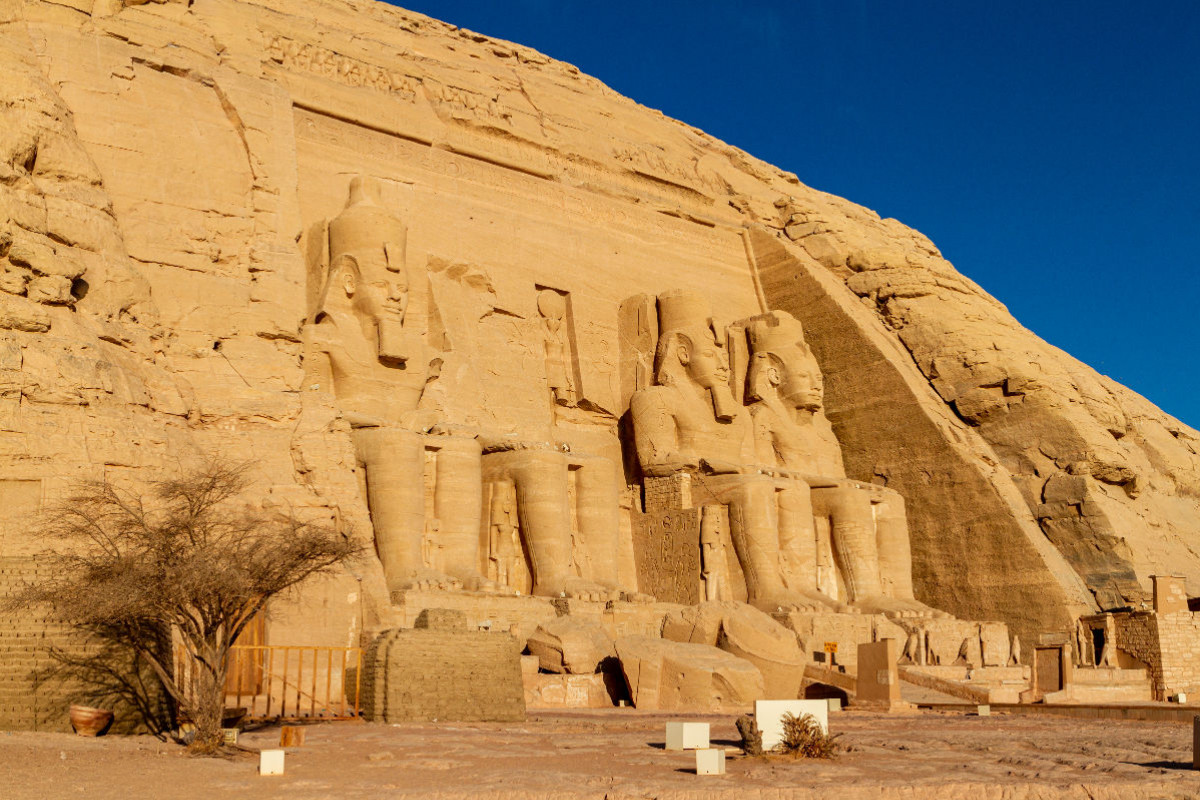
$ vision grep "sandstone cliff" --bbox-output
[1,0,1196,646]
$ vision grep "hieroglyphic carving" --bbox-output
[423,78,507,124]
[293,107,740,254]
[611,145,725,196]
[264,34,420,100]
[630,506,701,606]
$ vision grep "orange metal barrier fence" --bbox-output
[176,644,363,722]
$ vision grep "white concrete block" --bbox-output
[665,721,710,750]
[695,747,725,775]
[827,697,842,713]
[259,749,285,776]
[977,704,991,717]
[755,699,829,751]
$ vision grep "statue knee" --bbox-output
[813,486,872,523]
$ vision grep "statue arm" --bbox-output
[630,389,698,476]
[301,323,334,392]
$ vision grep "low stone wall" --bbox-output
[361,624,525,723]
[0,557,79,732]
[1113,610,1200,700]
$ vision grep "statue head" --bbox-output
[537,289,567,334]
[317,176,413,364]
[746,311,824,413]
[654,290,737,420]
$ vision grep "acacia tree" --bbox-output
[15,459,360,752]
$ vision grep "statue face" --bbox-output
[776,345,823,411]
[347,264,408,324]
[681,329,730,391]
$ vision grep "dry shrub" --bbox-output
[735,713,764,756]
[776,711,841,759]
[8,458,361,753]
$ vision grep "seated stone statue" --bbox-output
[743,310,941,618]
[630,290,834,613]
[303,176,495,595]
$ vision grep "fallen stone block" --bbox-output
[717,604,805,699]
[615,635,763,711]
[526,616,615,674]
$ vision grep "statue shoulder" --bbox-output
[630,385,676,415]
[303,319,339,355]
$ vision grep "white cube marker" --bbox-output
[977,704,991,717]
[666,721,710,750]
[827,697,842,713]
[695,748,725,775]
[260,749,285,776]
[755,699,829,751]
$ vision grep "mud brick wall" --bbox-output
[1113,612,1162,697]
[0,557,80,731]
[1113,610,1200,699]
[1151,613,1200,698]
[361,629,525,722]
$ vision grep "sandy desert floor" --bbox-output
[2,708,1199,799]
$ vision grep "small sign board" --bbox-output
[824,641,838,655]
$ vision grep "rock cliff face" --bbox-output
[1,0,1196,647]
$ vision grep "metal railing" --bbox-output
[176,644,363,722]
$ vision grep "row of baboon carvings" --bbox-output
[305,177,941,618]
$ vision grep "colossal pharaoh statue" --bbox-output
[742,310,940,618]
[303,176,492,594]
[630,291,938,618]
[304,176,639,603]
[630,290,837,613]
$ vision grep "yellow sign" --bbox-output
[824,641,838,655]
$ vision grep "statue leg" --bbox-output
[816,485,942,618]
[713,476,824,613]
[873,489,915,601]
[431,435,498,591]
[484,450,606,600]
[778,480,846,611]
[812,486,883,601]
[573,455,649,599]
[352,427,428,596]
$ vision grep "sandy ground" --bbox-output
[2,708,1199,800]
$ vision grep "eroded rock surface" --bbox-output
[0,0,1195,666]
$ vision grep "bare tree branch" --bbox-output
[5,455,361,754]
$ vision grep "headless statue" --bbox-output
[481,443,636,602]
[744,310,939,618]
[303,176,495,595]
[630,290,831,613]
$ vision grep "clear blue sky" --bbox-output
[392,1,1200,427]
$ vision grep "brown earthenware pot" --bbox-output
[69,704,113,737]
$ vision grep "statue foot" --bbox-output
[619,590,655,604]
[401,569,463,592]
[751,589,845,614]
[460,574,520,595]
[853,595,949,619]
[538,577,619,603]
